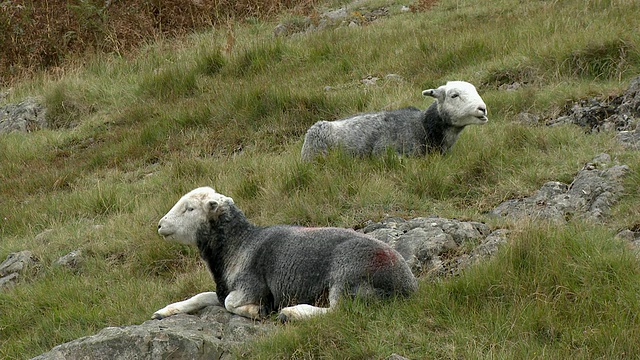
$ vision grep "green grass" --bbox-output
[1,0,640,358]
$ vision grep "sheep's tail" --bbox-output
[300,122,330,162]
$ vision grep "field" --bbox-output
[2,0,640,358]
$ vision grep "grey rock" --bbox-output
[469,229,510,259]
[490,154,629,223]
[617,229,640,259]
[364,216,498,276]
[387,353,411,360]
[617,125,640,149]
[274,4,389,36]
[32,306,275,360]
[617,75,640,118]
[517,112,540,125]
[0,250,37,290]
[548,75,640,139]
[0,272,19,289]
[55,250,84,270]
[0,250,36,276]
[0,97,47,134]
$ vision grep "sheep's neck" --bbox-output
[423,103,464,154]
[196,205,258,300]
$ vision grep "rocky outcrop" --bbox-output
[274,4,389,36]
[32,306,275,360]
[546,75,640,148]
[361,216,507,277]
[490,154,629,223]
[0,97,47,134]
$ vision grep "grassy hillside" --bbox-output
[2,0,640,358]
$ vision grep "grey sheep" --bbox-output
[301,81,488,161]
[153,187,417,321]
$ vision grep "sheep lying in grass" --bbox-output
[153,187,417,322]
[301,81,488,161]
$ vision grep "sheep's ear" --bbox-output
[422,87,445,102]
[207,200,223,219]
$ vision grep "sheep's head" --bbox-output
[422,81,488,127]
[157,187,234,245]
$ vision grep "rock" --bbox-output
[617,75,640,118]
[517,112,540,125]
[617,229,640,258]
[55,250,84,270]
[0,97,47,134]
[361,76,379,86]
[273,23,289,37]
[0,272,20,289]
[549,75,640,138]
[490,154,629,223]
[274,4,389,36]
[499,82,522,92]
[0,250,36,276]
[617,124,640,149]
[387,353,411,360]
[32,306,275,360]
[363,216,498,276]
[0,250,37,290]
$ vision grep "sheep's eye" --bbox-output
[450,93,459,99]
[186,207,194,212]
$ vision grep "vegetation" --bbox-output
[1,0,640,358]
[0,0,319,85]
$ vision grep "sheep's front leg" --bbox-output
[224,290,265,320]
[152,292,219,319]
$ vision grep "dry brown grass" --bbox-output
[0,0,318,86]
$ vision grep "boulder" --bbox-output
[362,216,504,277]
[490,154,629,223]
[32,306,275,360]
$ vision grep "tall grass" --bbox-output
[1,0,640,358]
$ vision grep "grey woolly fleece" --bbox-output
[197,202,418,315]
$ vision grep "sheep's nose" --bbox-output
[478,105,487,115]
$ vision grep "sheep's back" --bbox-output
[318,107,425,156]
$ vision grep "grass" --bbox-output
[1,0,640,358]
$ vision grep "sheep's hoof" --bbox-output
[276,313,289,324]
[151,312,164,320]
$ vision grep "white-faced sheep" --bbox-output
[301,81,488,161]
[153,187,417,322]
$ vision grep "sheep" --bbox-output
[300,81,488,161]
[153,187,418,322]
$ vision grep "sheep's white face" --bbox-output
[157,187,233,245]
[422,81,488,127]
